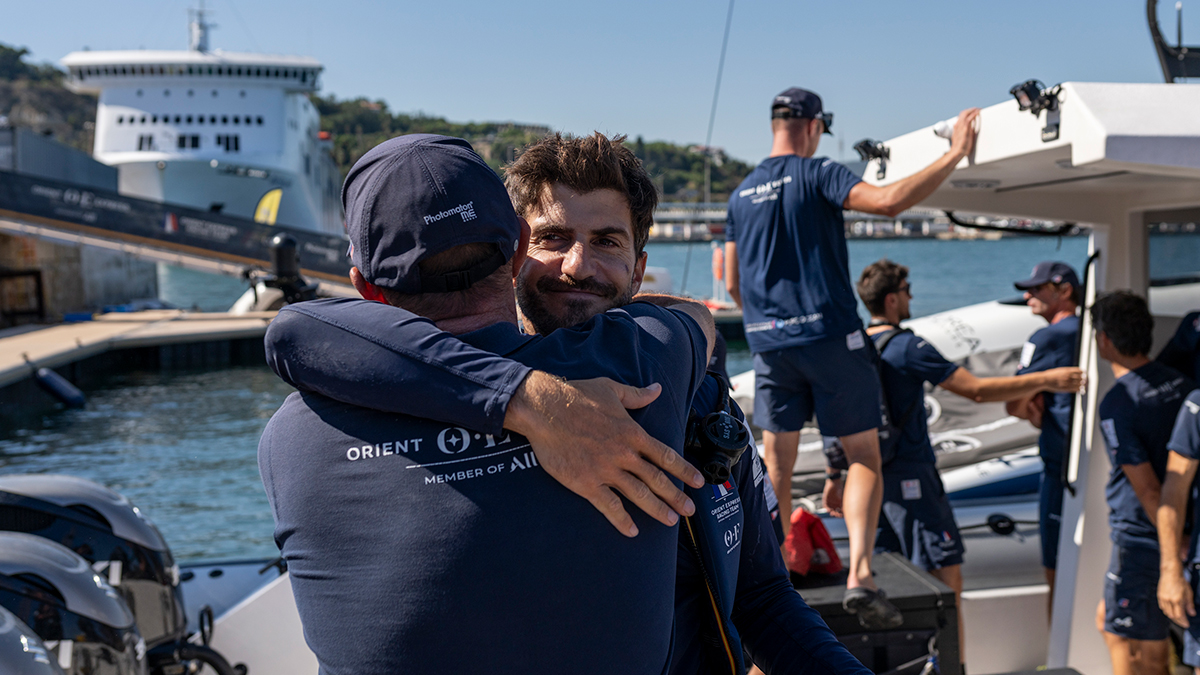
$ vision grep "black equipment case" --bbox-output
[793,552,960,675]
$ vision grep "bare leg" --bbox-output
[840,428,882,590]
[1127,638,1167,675]
[1099,599,1135,675]
[747,666,765,675]
[1045,567,1056,621]
[762,429,799,564]
[930,564,965,662]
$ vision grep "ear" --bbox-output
[511,217,531,281]
[630,250,648,294]
[350,267,388,303]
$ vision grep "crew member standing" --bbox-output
[1005,261,1081,607]
[724,86,979,626]
[1090,291,1194,675]
[1156,387,1200,674]
[837,259,1083,656]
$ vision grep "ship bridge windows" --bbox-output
[178,135,200,149]
[137,135,155,151]
[216,134,240,152]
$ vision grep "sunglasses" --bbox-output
[771,108,834,133]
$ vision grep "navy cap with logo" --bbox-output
[342,134,521,293]
[1014,261,1081,292]
[771,87,833,135]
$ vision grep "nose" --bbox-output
[560,240,595,280]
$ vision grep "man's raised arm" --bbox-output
[266,298,704,536]
[843,108,980,217]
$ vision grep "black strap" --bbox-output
[873,328,924,438]
[418,248,508,293]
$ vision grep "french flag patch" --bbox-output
[712,481,734,499]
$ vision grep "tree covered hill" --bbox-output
[2,42,754,200]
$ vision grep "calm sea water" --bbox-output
[1,235,1196,562]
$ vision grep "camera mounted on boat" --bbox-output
[261,233,319,304]
[685,373,752,485]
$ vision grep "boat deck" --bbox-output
[0,310,275,390]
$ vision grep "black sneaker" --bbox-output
[842,586,904,630]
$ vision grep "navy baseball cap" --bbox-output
[1014,261,1081,292]
[771,87,833,135]
[342,134,521,293]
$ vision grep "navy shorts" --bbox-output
[1183,565,1200,666]
[876,461,965,571]
[1039,469,1065,570]
[752,332,882,437]
[1103,543,1168,641]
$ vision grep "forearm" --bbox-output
[1158,502,1187,575]
[723,241,741,308]
[875,150,964,215]
[972,373,1055,402]
[266,299,531,435]
[1136,487,1163,528]
[737,585,871,675]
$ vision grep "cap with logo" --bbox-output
[342,133,521,293]
[1014,261,1081,292]
[771,87,833,135]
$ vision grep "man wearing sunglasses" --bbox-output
[835,259,1084,660]
[724,86,980,627]
[1005,261,1082,611]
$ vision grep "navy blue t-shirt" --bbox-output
[1098,361,1195,547]
[725,155,863,353]
[259,302,707,675]
[875,330,961,466]
[1167,389,1200,562]
[1158,311,1200,383]
[1016,315,1080,472]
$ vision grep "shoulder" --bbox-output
[1100,377,1136,416]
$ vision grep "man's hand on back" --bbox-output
[505,371,705,537]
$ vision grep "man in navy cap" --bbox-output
[1005,260,1082,608]
[264,133,871,675]
[259,134,721,674]
[723,86,980,626]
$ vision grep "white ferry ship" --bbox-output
[58,10,343,235]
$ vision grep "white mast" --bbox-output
[188,3,214,52]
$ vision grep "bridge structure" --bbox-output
[648,202,1033,241]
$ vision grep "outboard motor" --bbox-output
[0,476,239,675]
[0,475,185,648]
[0,532,146,675]
[0,604,66,675]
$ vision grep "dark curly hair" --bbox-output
[1090,290,1154,357]
[503,132,657,256]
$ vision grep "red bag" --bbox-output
[784,508,843,576]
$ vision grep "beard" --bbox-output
[516,273,634,334]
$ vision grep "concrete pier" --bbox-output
[0,309,275,422]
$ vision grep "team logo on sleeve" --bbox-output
[1100,419,1119,448]
[1020,342,1036,368]
[1185,400,1200,415]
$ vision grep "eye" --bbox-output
[596,237,620,247]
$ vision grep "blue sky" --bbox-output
[5,0,1194,163]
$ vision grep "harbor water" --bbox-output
[2,235,1196,562]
